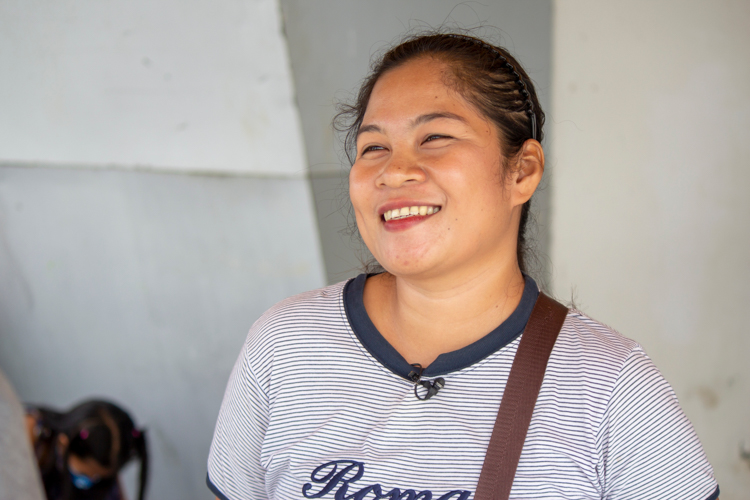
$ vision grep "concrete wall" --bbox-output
[550,1,750,497]
[0,0,307,176]
[0,1,325,499]
[280,0,552,284]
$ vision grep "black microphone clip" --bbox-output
[414,377,445,401]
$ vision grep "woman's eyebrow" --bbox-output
[411,112,468,127]
[357,112,467,138]
[357,123,382,137]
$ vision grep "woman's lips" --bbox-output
[382,205,441,221]
[381,205,441,232]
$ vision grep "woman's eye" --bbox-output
[423,134,450,143]
[361,145,385,154]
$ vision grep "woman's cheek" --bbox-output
[349,167,376,219]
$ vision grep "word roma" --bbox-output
[302,460,471,500]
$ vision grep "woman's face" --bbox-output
[349,57,523,281]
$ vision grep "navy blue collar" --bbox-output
[343,274,540,379]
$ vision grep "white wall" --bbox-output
[0,0,306,175]
[0,1,325,499]
[551,1,750,497]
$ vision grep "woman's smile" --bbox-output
[382,205,440,222]
[378,201,442,234]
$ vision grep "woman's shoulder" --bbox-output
[558,308,641,357]
[256,279,350,326]
[546,308,646,386]
[240,279,355,354]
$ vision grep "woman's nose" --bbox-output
[376,152,426,188]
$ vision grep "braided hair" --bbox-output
[336,31,545,274]
[30,400,148,500]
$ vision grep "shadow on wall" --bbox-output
[0,166,325,499]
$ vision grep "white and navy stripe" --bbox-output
[207,276,719,499]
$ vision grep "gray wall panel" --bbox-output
[0,165,324,499]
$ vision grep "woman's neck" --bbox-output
[362,260,526,368]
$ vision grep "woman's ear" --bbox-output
[511,139,545,207]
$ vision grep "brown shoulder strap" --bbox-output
[473,292,568,500]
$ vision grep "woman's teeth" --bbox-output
[383,206,440,221]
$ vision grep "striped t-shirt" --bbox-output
[207,275,719,499]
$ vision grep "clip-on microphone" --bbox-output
[415,377,445,400]
[408,365,445,400]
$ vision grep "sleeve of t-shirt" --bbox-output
[596,346,719,499]
[207,342,270,500]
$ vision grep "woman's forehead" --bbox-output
[371,58,451,99]
[362,58,478,128]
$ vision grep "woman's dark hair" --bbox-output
[37,399,149,500]
[336,31,545,273]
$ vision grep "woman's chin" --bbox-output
[377,253,449,281]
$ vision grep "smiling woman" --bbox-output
[206,32,719,500]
